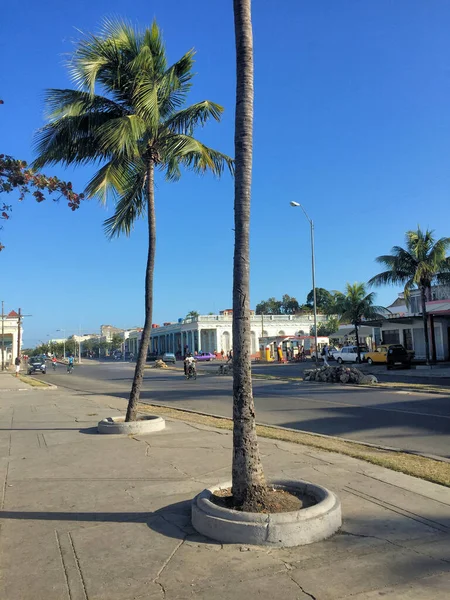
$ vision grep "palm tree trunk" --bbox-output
[420,286,430,365]
[125,159,156,421]
[354,322,360,362]
[232,0,266,510]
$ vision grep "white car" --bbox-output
[334,346,368,364]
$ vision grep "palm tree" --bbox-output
[232,0,267,511]
[34,20,233,421]
[186,311,199,319]
[369,228,450,364]
[334,283,388,362]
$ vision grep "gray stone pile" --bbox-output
[303,365,378,385]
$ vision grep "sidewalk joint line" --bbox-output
[55,531,73,600]
[68,531,89,600]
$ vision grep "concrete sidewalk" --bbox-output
[0,372,33,392]
[0,388,449,599]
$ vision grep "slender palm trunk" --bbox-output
[232,0,266,510]
[354,322,360,362]
[126,160,156,421]
[420,286,430,365]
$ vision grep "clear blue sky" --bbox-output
[2,1,450,346]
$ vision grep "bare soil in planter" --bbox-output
[211,487,316,514]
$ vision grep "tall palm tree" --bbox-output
[232,0,267,510]
[334,283,388,362]
[34,20,233,420]
[369,228,450,364]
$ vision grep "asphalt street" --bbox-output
[42,359,450,459]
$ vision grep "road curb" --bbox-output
[139,401,450,464]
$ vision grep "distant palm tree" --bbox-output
[34,20,233,421]
[334,283,388,362]
[369,228,450,364]
[232,0,267,510]
[186,311,199,319]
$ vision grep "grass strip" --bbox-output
[138,402,450,488]
[253,372,450,394]
[16,374,51,388]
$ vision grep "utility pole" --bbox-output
[16,308,31,361]
[1,301,4,370]
[17,308,22,359]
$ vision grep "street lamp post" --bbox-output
[290,201,319,367]
[56,329,66,359]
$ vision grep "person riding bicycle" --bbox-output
[67,354,74,373]
[184,353,196,377]
[51,356,57,370]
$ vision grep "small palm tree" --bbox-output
[186,311,199,319]
[334,283,388,362]
[369,228,450,364]
[232,0,267,510]
[34,20,233,420]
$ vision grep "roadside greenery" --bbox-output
[370,227,450,364]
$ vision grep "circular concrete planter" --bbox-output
[97,415,165,435]
[192,479,341,547]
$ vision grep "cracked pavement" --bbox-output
[0,381,449,599]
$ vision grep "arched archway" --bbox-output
[251,331,257,354]
[278,330,285,336]
[222,331,231,353]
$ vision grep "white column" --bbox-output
[198,329,202,352]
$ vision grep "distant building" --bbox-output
[127,310,327,357]
[0,310,23,367]
[348,285,450,361]
[100,324,124,341]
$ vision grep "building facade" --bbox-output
[127,312,326,357]
[0,310,23,368]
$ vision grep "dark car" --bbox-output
[28,357,47,375]
[386,344,412,370]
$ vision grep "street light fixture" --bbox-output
[290,201,319,367]
[56,329,66,359]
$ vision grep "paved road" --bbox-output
[44,360,450,459]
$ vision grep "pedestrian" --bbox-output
[322,344,330,367]
[15,355,21,377]
[221,349,224,359]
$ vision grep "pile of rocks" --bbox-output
[153,360,168,369]
[303,365,378,385]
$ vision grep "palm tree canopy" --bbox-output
[334,282,389,325]
[369,227,450,301]
[33,19,234,237]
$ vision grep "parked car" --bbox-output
[27,357,47,375]
[162,352,176,364]
[364,344,405,366]
[195,352,216,361]
[333,345,369,364]
[377,345,412,369]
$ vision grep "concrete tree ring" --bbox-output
[97,415,165,435]
[192,479,341,547]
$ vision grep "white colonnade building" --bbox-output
[127,309,326,357]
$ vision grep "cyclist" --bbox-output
[51,356,57,370]
[67,354,74,373]
[184,353,196,378]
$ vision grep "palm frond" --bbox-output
[103,169,147,238]
[84,156,145,204]
[96,115,147,157]
[33,114,111,168]
[161,134,234,177]
[44,89,125,120]
[165,101,224,135]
